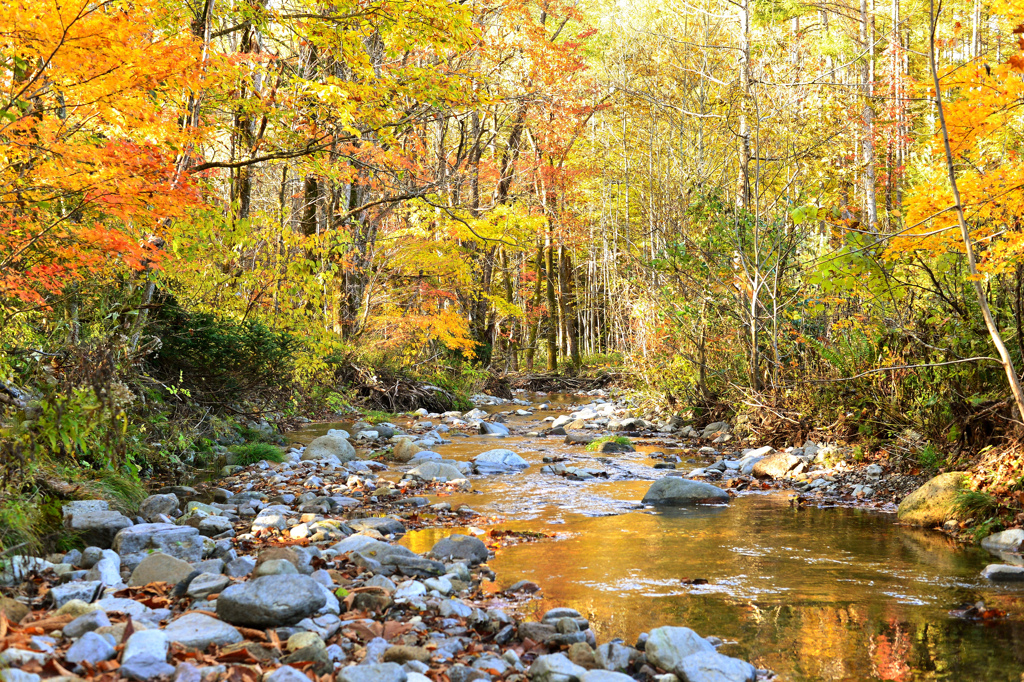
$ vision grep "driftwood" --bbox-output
[507,371,623,393]
[347,364,459,413]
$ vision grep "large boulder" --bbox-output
[113,523,204,570]
[981,564,1024,581]
[642,477,729,506]
[529,653,587,682]
[428,535,488,565]
[217,575,326,627]
[65,510,133,549]
[406,461,464,482]
[645,626,716,673]
[896,472,967,527]
[751,453,802,479]
[138,494,179,523]
[472,449,529,474]
[302,434,356,462]
[676,651,756,682]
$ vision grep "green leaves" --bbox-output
[790,204,818,225]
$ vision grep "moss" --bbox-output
[585,435,633,452]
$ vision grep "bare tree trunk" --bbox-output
[524,244,544,371]
[558,246,581,370]
[861,0,878,229]
[545,239,558,372]
[929,0,1024,422]
[736,0,751,210]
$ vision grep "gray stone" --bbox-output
[472,449,529,474]
[81,546,104,568]
[123,629,169,663]
[164,613,243,649]
[186,573,231,599]
[303,434,357,462]
[85,557,122,586]
[676,651,756,682]
[114,524,204,570]
[65,631,116,670]
[479,422,510,436]
[48,581,102,608]
[429,535,488,565]
[982,564,1024,581]
[62,500,109,519]
[595,642,634,673]
[580,673,634,682]
[0,670,42,682]
[348,517,405,536]
[982,528,1024,554]
[642,478,729,506]
[121,655,177,681]
[336,662,408,682]
[140,494,180,522]
[265,666,312,682]
[407,462,464,481]
[65,511,133,548]
[198,516,234,537]
[644,626,715,672]
[192,559,225,575]
[217,575,326,627]
[63,610,111,638]
[129,552,195,587]
[528,652,587,682]
[255,559,298,577]
[225,557,256,578]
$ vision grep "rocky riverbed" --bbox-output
[4,390,1024,682]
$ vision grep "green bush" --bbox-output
[228,442,284,465]
[585,435,632,452]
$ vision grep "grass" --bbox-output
[953,489,1000,520]
[228,442,285,465]
[585,435,632,452]
[363,410,400,424]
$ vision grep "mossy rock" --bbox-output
[897,472,967,527]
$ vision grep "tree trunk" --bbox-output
[545,240,558,372]
[861,0,878,229]
[736,0,752,210]
[558,246,581,370]
[524,244,544,371]
[929,0,1024,423]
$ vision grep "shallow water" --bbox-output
[294,397,1024,681]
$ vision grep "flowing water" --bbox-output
[291,397,1024,681]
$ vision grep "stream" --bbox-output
[289,395,1024,681]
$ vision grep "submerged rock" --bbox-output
[981,564,1024,581]
[472,449,529,474]
[642,477,729,506]
[896,472,967,527]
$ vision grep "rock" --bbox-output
[392,439,422,463]
[644,626,716,672]
[56,599,103,618]
[186,573,231,599]
[428,535,488,565]
[595,642,634,673]
[348,516,405,536]
[896,472,967,527]
[383,645,431,664]
[407,462,464,482]
[123,629,169,663]
[676,652,756,682]
[225,557,256,578]
[567,641,598,669]
[981,528,1024,554]
[217,575,326,627]
[751,453,802,479]
[302,434,357,462]
[642,478,729,506]
[0,597,29,624]
[596,440,634,453]
[62,500,109,519]
[479,422,510,436]
[164,613,243,649]
[139,494,180,522]
[982,564,1024,581]
[472,449,529,474]
[85,557,122,585]
[129,553,195,587]
[0,671,42,682]
[520,621,558,643]
[265,666,313,682]
[65,631,116,670]
[65,510,133,548]
[48,581,102,608]
[701,421,729,439]
[336,663,408,682]
[529,652,587,681]
[121,655,179,681]
[580,673,634,682]
[63,610,111,638]
[114,524,204,570]
[254,559,298,577]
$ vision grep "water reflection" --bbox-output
[296,399,1024,681]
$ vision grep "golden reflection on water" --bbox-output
[300,408,1024,681]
